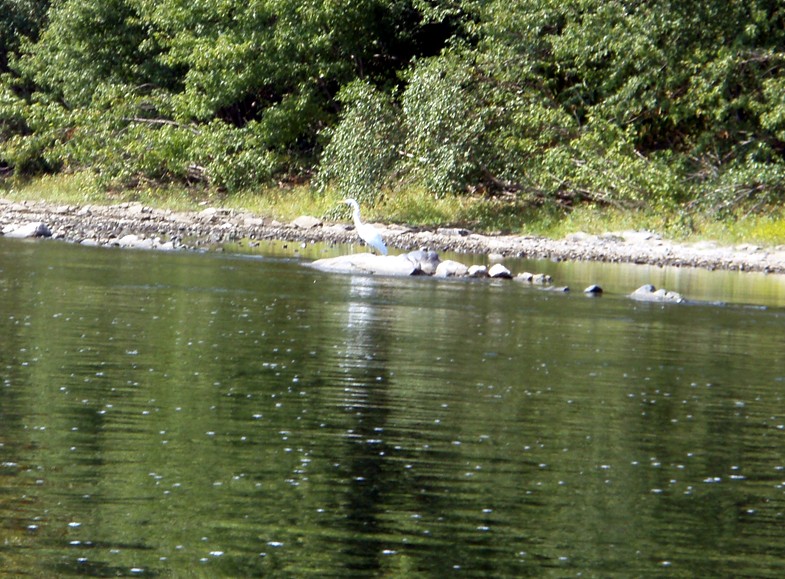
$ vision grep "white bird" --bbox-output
[343,198,388,255]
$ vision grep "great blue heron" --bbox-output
[343,198,388,255]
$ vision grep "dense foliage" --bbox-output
[2,0,785,215]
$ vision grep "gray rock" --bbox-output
[532,273,553,284]
[114,234,158,250]
[584,284,603,295]
[467,264,489,278]
[434,259,469,277]
[515,272,534,282]
[488,263,513,279]
[3,221,52,238]
[437,227,470,237]
[292,215,323,229]
[630,284,685,303]
[404,248,441,275]
[115,234,140,247]
[243,216,265,227]
[198,207,220,221]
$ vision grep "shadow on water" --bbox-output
[1,238,785,576]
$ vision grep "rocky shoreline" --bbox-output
[2,197,785,275]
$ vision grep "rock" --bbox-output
[583,284,603,295]
[292,215,323,229]
[127,203,151,216]
[615,230,661,243]
[115,234,140,247]
[488,252,505,262]
[114,234,157,250]
[3,222,52,238]
[532,273,553,284]
[488,263,513,279]
[467,264,488,278]
[404,248,441,275]
[198,207,219,221]
[243,216,265,227]
[515,272,534,282]
[566,231,594,242]
[437,227,470,237]
[434,259,469,277]
[630,284,685,303]
[309,252,420,276]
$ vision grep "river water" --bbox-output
[1,238,785,577]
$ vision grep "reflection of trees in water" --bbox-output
[333,275,479,575]
[336,275,395,574]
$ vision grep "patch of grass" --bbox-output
[538,205,669,238]
[691,210,785,247]
[745,214,785,246]
[2,173,105,205]
[2,173,214,211]
[223,186,344,221]
[381,188,472,227]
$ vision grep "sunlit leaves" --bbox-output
[2,0,785,213]
[317,80,401,203]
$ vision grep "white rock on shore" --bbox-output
[3,221,52,238]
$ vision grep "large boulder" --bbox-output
[434,259,469,277]
[3,222,52,239]
[309,251,434,276]
[404,248,441,274]
[488,263,513,279]
[630,284,685,303]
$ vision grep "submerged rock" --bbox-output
[515,272,553,285]
[630,284,685,303]
[584,284,604,295]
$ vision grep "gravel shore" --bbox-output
[2,198,785,274]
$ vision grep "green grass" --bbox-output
[4,173,785,247]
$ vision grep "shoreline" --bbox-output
[2,198,785,274]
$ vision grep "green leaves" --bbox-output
[2,0,785,215]
[317,81,401,203]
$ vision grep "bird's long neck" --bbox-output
[352,206,363,228]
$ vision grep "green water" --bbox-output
[2,238,785,577]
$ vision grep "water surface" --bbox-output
[1,238,785,576]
